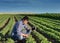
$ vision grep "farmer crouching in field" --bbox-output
[11,16,35,43]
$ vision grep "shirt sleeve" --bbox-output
[24,25,32,34]
[25,24,31,30]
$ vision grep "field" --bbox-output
[0,13,60,43]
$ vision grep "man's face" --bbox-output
[23,20,28,25]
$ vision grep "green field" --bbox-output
[0,13,60,43]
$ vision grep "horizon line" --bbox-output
[0,12,60,14]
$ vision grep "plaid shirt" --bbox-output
[11,20,31,36]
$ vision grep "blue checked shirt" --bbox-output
[11,20,31,36]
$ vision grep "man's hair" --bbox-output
[22,16,29,21]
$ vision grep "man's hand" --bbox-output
[24,34,29,38]
[21,33,29,38]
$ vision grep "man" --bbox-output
[11,16,33,43]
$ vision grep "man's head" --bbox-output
[22,16,29,25]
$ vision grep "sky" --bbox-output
[0,0,60,13]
